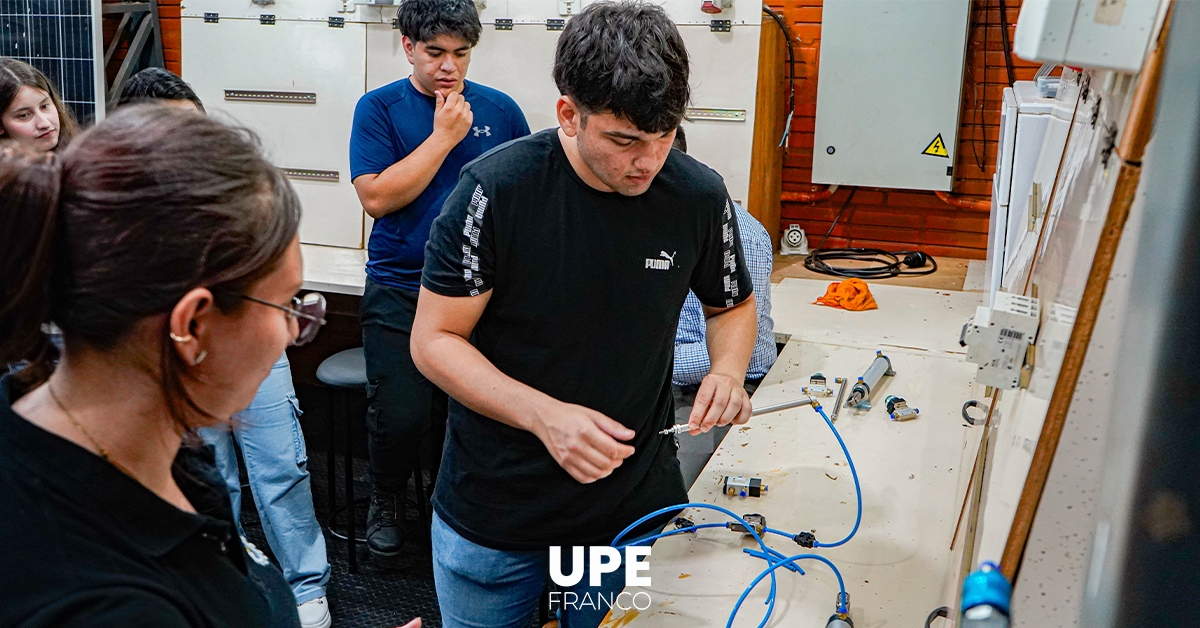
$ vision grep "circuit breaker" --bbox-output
[962,293,1041,389]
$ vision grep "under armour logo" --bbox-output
[473,126,491,137]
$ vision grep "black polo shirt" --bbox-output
[0,378,300,628]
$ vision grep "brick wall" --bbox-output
[159,0,182,75]
[769,0,1042,260]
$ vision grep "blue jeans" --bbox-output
[200,354,330,605]
[432,511,628,628]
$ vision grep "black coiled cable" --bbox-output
[803,248,938,279]
[803,188,939,279]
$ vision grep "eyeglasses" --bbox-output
[234,292,328,346]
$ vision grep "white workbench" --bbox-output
[301,244,367,296]
[607,279,983,628]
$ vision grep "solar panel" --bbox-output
[0,0,102,124]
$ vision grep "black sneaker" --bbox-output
[366,489,403,556]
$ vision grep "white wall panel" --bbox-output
[186,0,761,253]
[182,17,367,248]
[182,0,349,21]
[366,21,759,204]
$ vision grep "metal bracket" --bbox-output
[684,107,746,122]
[710,19,731,32]
[1028,182,1042,231]
[259,14,276,25]
[225,90,317,104]
[103,1,166,109]
[546,18,565,30]
[203,12,219,23]
[281,168,340,183]
[328,16,344,28]
[495,18,513,30]
[392,17,400,29]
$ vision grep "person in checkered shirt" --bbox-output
[669,127,778,487]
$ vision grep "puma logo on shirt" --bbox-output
[645,250,677,270]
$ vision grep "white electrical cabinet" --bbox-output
[1013,0,1163,73]
[985,81,1057,302]
[1002,75,1080,294]
[812,0,971,191]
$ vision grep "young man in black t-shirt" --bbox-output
[411,3,758,626]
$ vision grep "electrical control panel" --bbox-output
[812,0,971,191]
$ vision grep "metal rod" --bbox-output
[831,377,848,422]
[658,395,819,435]
[751,396,818,417]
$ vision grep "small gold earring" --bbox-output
[192,350,208,366]
[169,332,193,343]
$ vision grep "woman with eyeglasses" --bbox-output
[0,107,346,627]
[115,68,337,628]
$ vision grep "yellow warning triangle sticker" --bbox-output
[922,134,949,158]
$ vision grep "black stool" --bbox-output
[315,347,431,572]
[316,348,369,573]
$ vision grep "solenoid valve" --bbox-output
[724,475,767,498]
[803,372,833,397]
[885,396,919,421]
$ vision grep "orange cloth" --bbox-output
[813,278,878,311]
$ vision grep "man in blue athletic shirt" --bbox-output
[349,0,530,557]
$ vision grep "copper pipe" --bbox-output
[935,190,991,211]
[781,184,837,203]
